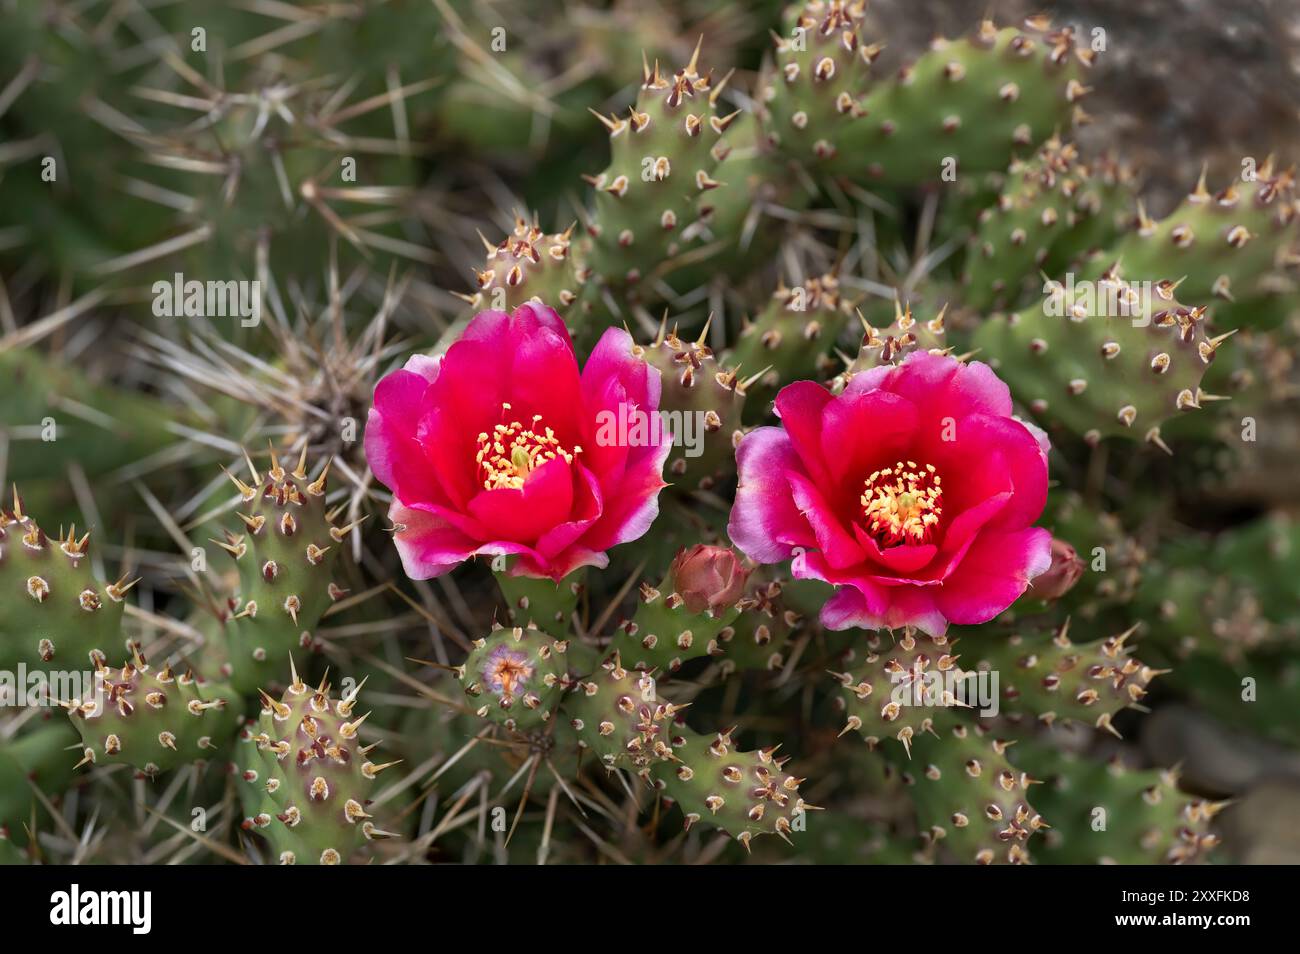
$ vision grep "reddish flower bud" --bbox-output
[669,545,750,615]
[1028,538,1085,601]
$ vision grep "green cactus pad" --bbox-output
[69,651,237,779]
[613,571,741,675]
[567,651,679,772]
[1030,750,1223,864]
[717,576,803,674]
[653,722,811,848]
[823,18,1094,187]
[1043,492,1148,614]
[832,629,970,754]
[832,300,953,386]
[975,265,1226,449]
[965,620,1160,734]
[0,827,24,865]
[566,650,810,845]
[495,568,584,636]
[586,42,736,291]
[764,0,880,165]
[728,273,854,410]
[892,722,1047,864]
[237,665,400,865]
[1137,513,1300,662]
[210,450,356,693]
[679,110,803,286]
[0,719,79,832]
[964,137,1135,309]
[0,492,131,678]
[634,320,746,493]
[1089,162,1299,330]
[460,624,572,730]
[465,217,585,317]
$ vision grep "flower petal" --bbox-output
[852,525,938,576]
[388,501,518,580]
[934,527,1053,624]
[581,326,663,481]
[796,552,949,635]
[926,414,1047,532]
[819,389,919,499]
[467,455,576,544]
[728,427,816,562]
[535,461,604,559]
[848,352,1013,436]
[788,471,864,569]
[580,439,670,554]
[773,381,835,488]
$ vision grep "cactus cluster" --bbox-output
[236,664,398,864]
[638,321,750,492]
[564,649,811,846]
[975,266,1225,449]
[69,649,237,779]
[202,450,358,693]
[0,490,132,678]
[5,0,1298,870]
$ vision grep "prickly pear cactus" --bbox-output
[1093,162,1299,329]
[832,629,968,755]
[654,720,812,848]
[0,491,131,677]
[585,42,737,293]
[613,544,750,673]
[460,624,571,730]
[893,723,1047,865]
[467,218,586,316]
[763,1,880,165]
[206,450,357,693]
[964,137,1134,309]
[237,665,399,865]
[975,267,1225,449]
[729,273,854,404]
[68,651,237,779]
[1030,750,1224,864]
[964,620,1160,734]
[818,17,1095,185]
[6,0,1296,875]
[636,321,746,493]
[565,649,809,846]
[832,300,952,384]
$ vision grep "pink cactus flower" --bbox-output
[728,351,1052,635]
[365,303,669,581]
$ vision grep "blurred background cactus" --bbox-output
[2,0,1299,866]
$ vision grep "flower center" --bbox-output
[483,647,533,698]
[860,460,943,547]
[475,403,579,491]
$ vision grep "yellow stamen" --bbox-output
[860,461,943,547]
[476,405,578,491]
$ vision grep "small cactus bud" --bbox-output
[668,545,751,615]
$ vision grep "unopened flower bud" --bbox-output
[669,545,750,615]
[1028,538,1084,601]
